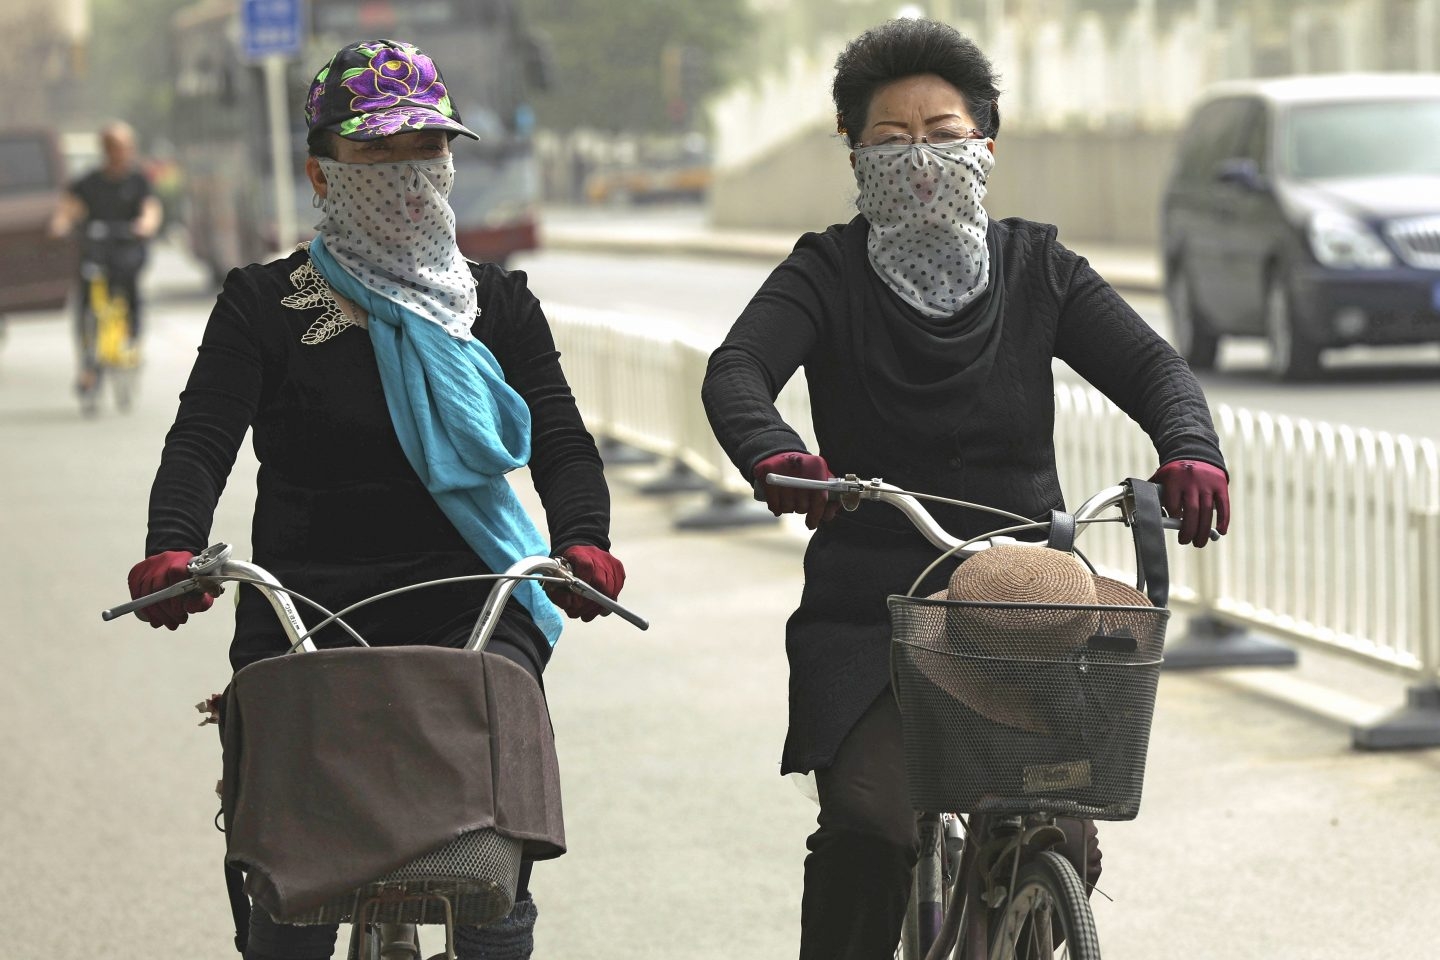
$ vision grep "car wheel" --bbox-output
[1265,274,1322,381]
[1165,264,1220,370]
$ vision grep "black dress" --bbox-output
[702,216,1226,774]
[144,248,610,674]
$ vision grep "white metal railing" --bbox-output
[548,310,1440,688]
[1054,384,1440,685]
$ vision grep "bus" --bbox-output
[170,0,548,284]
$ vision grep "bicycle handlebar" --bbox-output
[763,473,1218,550]
[101,580,203,622]
[102,542,648,652]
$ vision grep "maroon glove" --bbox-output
[1150,460,1230,549]
[548,545,626,622]
[752,451,840,530]
[127,550,215,630]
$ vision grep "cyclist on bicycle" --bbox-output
[124,39,626,960]
[701,19,1230,960]
[48,121,162,398]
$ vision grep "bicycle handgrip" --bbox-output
[101,578,205,622]
[764,474,838,490]
[571,581,649,630]
[1160,515,1221,543]
[760,473,848,501]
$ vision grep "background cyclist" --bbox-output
[48,121,162,397]
[124,39,626,960]
[701,18,1230,960]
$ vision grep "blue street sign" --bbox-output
[242,0,305,61]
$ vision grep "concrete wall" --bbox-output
[709,123,1180,246]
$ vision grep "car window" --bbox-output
[1234,101,1269,172]
[0,136,57,195]
[1283,98,1440,178]
[1175,97,1254,183]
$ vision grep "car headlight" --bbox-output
[1307,211,1396,269]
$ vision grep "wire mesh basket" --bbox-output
[285,827,523,926]
[889,596,1169,821]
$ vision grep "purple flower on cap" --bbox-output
[342,105,455,139]
[305,66,329,126]
[305,39,478,142]
[342,43,447,113]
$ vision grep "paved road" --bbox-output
[4,241,1439,958]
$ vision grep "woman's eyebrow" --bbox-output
[872,113,965,128]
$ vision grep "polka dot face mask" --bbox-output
[853,139,995,317]
[315,156,478,340]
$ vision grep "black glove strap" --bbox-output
[1126,479,1170,608]
[1048,509,1077,554]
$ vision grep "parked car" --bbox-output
[1162,74,1440,379]
[0,128,77,315]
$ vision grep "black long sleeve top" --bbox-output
[702,216,1226,774]
[146,249,609,672]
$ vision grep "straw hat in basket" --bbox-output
[1092,573,1153,608]
[912,545,1153,734]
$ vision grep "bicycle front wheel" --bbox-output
[988,850,1099,960]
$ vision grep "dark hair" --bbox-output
[305,127,456,157]
[307,129,340,159]
[832,19,1002,147]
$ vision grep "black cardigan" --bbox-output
[145,249,609,672]
[702,216,1226,774]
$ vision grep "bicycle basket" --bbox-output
[889,595,1168,820]
[286,828,523,926]
[222,647,565,927]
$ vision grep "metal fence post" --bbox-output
[671,339,776,530]
[638,338,719,496]
[1353,506,1440,749]
[1163,404,1296,670]
[595,324,657,467]
[1162,552,1298,669]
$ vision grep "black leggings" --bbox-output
[242,638,542,960]
[801,691,919,960]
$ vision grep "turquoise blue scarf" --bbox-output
[309,235,563,645]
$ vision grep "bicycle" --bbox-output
[767,472,1200,960]
[76,219,143,415]
[104,544,647,960]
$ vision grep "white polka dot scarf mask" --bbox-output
[853,139,995,318]
[315,156,478,340]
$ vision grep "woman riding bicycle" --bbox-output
[701,19,1229,960]
[125,39,626,960]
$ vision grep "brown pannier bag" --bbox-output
[220,645,565,925]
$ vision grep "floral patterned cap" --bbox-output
[305,39,478,141]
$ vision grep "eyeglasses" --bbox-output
[858,127,986,148]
